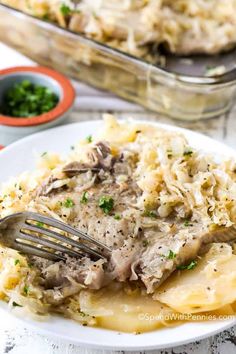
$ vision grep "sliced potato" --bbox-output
[155,243,236,313]
[79,283,178,333]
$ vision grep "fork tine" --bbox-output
[25,212,111,253]
[14,241,65,261]
[19,230,84,259]
[23,223,106,259]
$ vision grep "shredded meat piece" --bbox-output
[63,142,116,179]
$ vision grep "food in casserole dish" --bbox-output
[1,116,236,332]
[2,0,236,62]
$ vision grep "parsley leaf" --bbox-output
[184,219,193,227]
[142,240,149,247]
[23,285,29,295]
[86,135,93,143]
[167,250,176,259]
[60,3,71,16]
[177,260,197,270]
[80,191,89,204]
[167,149,173,159]
[143,210,158,218]
[183,149,193,157]
[12,301,22,307]
[99,196,114,215]
[14,259,20,266]
[79,311,86,317]
[114,214,121,220]
[36,221,44,228]
[64,198,75,208]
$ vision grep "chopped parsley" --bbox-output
[184,220,190,227]
[36,221,44,228]
[99,196,114,215]
[42,14,49,20]
[41,151,47,157]
[167,149,173,159]
[64,198,75,208]
[0,80,59,118]
[183,149,193,157]
[142,240,149,247]
[80,191,89,204]
[114,214,121,220]
[86,135,93,143]
[167,250,176,259]
[143,210,158,218]
[60,3,71,16]
[184,219,193,227]
[14,259,20,266]
[177,260,197,270]
[79,311,86,317]
[12,301,22,307]
[23,285,29,295]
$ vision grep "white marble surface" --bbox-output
[1,43,236,354]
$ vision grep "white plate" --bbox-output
[0,120,235,351]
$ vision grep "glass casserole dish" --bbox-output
[1,3,236,121]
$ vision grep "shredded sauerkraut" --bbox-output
[2,0,236,61]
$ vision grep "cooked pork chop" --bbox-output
[33,142,236,294]
[136,222,236,293]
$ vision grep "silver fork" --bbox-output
[0,212,111,261]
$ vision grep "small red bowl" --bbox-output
[0,66,75,127]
